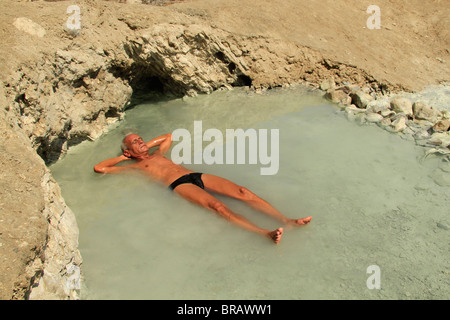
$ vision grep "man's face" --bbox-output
[123,134,149,158]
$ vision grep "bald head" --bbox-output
[121,134,149,159]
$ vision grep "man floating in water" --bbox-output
[93,133,311,244]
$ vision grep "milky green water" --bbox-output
[50,87,449,300]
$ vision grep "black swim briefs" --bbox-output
[168,172,205,191]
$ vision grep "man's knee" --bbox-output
[208,200,230,218]
[209,200,225,212]
[237,187,256,201]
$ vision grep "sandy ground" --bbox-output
[0,0,449,299]
[0,0,449,90]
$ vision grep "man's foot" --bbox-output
[287,216,312,226]
[267,227,283,244]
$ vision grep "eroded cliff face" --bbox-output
[124,23,387,97]
[5,49,132,164]
[0,86,82,299]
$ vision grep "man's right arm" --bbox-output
[93,155,131,174]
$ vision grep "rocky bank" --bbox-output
[0,0,449,299]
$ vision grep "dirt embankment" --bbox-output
[2,0,449,90]
[0,0,448,299]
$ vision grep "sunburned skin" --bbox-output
[94,133,311,244]
[129,155,195,186]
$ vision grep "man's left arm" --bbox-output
[93,155,132,174]
[146,133,172,156]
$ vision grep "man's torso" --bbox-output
[127,154,193,186]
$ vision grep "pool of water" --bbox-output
[50,86,449,299]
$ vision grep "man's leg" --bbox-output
[173,183,283,244]
[201,174,311,226]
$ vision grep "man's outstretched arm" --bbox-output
[93,155,131,174]
[147,133,172,156]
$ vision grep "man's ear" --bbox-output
[123,150,131,158]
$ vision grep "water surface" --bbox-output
[50,87,449,299]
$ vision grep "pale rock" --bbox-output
[407,120,427,133]
[391,116,407,132]
[413,129,430,140]
[13,17,46,38]
[441,110,450,120]
[345,105,366,114]
[355,113,366,125]
[429,132,450,147]
[366,113,384,123]
[346,111,356,122]
[413,102,441,122]
[320,77,335,91]
[433,119,450,132]
[378,117,392,127]
[325,88,352,105]
[350,90,374,109]
[366,101,389,114]
[343,84,362,94]
[402,126,415,137]
[390,97,413,116]
[381,109,395,117]
[414,119,434,130]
